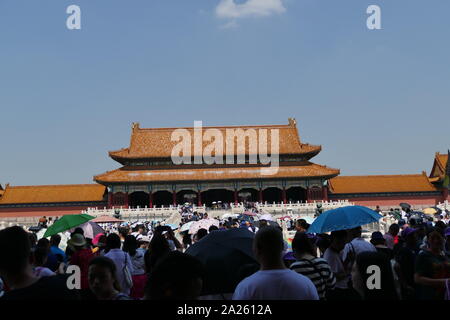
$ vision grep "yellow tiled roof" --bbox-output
[329,173,438,194]
[95,163,340,183]
[0,184,106,205]
[109,119,322,159]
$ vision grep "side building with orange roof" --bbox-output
[0,184,107,218]
[328,173,443,209]
[429,152,449,201]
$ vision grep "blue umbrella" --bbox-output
[307,206,383,234]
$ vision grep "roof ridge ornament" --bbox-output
[131,122,140,131]
[288,118,297,127]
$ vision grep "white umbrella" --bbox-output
[221,213,239,220]
[188,219,220,235]
[69,222,94,239]
[259,213,274,221]
[180,221,195,232]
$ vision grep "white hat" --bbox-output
[137,235,151,243]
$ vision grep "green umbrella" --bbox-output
[43,214,95,238]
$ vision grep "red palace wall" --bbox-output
[0,205,103,218]
[331,194,442,209]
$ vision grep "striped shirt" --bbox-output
[290,257,336,299]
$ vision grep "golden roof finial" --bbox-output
[131,122,140,131]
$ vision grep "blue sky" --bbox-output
[0,0,449,186]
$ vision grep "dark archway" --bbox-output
[201,189,234,207]
[238,188,258,202]
[177,190,198,205]
[286,187,307,203]
[263,187,282,203]
[112,192,126,207]
[153,191,173,207]
[129,191,149,208]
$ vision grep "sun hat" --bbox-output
[68,233,86,247]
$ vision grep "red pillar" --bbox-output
[197,190,202,206]
[149,192,153,208]
[259,188,263,203]
[172,191,177,206]
[234,190,238,205]
[124,193,129,208]
[107,192,113,208]
[322,186,329,201]
[306,188,311,203]
[282,187,287,204]
[443,188,449,202]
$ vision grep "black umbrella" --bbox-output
[185,228,258,295]
[399,203,411,210]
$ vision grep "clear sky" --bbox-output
[0,0,449,186]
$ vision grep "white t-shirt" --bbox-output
[323,248,347,289]
[341,238,377,262]
[232,269,319,300]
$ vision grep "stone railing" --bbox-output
[82,205,207,221]
[256,200,353,213]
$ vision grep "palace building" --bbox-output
[0,120,448,219]
[94,119,340,208]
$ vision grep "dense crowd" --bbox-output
[0,207,449,301]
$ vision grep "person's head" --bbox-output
[145,251,205,300]
[73,227,84,236]
[137,236,151,249]
[88,256,121,298]
[97,235,107,248]
[69,233,87,251]
[330,230,348,252]
[118,227,129,240]
[50,234,61,247]
[434,221,447,235]
[0,227,32,278]
[122,235,138,256]
[36,237,50,250]
[196,229,208,241]
[388,224,400,236]
[292,231,316,257]
[208,225,218,232]
[33,247,49,267]
[401,227,417,247]
[182,233,192,247]
[427,231,445,252]
[106,233,121,251]
[145,233,171,273]
[259,219,268,229]
[370,232,386,246]
[316,234,331,255]
[253,227,284,266]
[348,226,362,240]
[295,219,309,232]
[28,232,38,248]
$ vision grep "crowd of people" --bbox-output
[0,205,449,301]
